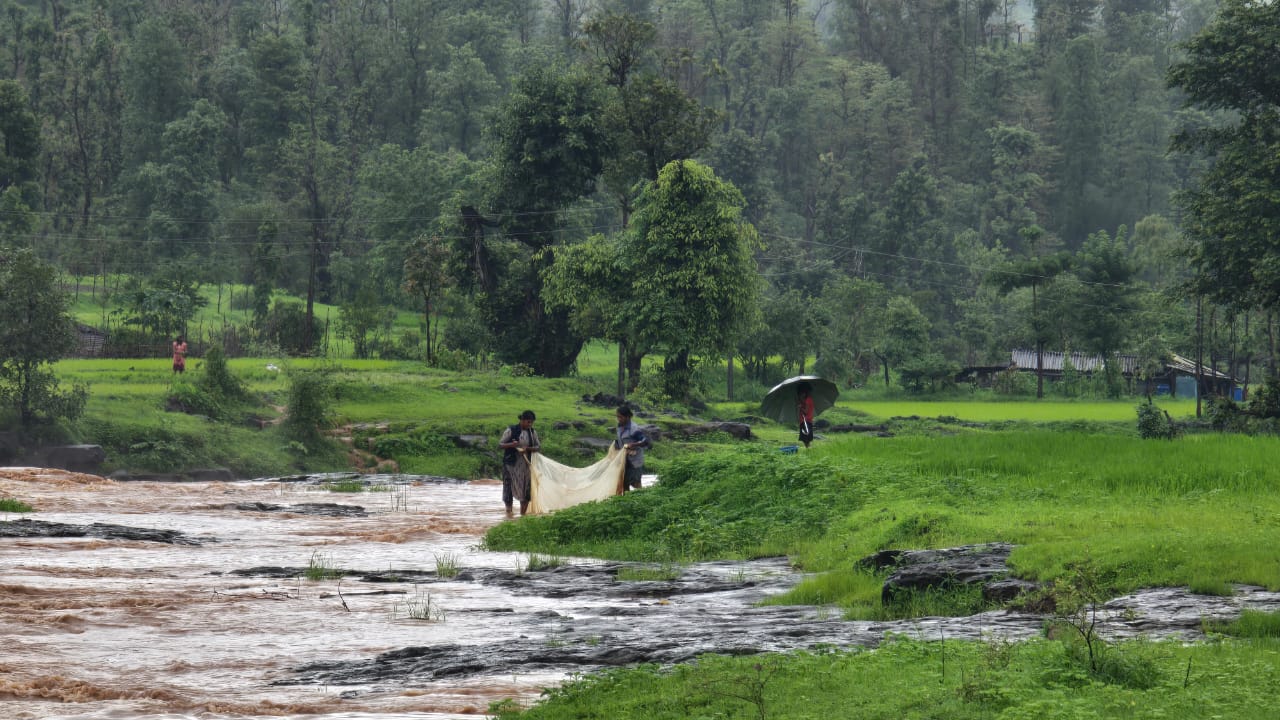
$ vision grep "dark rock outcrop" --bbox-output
[859,542,1042,604]
[26,444,107,473]
[0,518,202,544]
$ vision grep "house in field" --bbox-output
[955,349,1239,398]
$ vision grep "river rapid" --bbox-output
[4,467,1280,720]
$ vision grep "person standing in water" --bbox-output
[498,410,540,517]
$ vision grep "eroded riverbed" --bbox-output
[4,467,1279,720]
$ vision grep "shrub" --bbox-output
[283,367,334,449]
[1135,402,1178,439]
[1246,377,1280,419]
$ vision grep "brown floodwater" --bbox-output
[0,467,577,720]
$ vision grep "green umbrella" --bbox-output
[760,375,839,424]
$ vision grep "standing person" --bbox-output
[614,405,651,492]
[498,410,540,517]
[171,336,188,374]
[796,382,815,448]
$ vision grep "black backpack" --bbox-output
[503,424,522,465]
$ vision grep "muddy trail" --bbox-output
[3,467,1279,720]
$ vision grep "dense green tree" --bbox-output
[118,274,208,341]
[120,17,189,168]
[877,295,931,388]
[481,64,611,376]
[1072,225,1140,395]
[0,246,87,428]
[622,160,761,401]
[1168,0,1280,324]
[0,79,39,198]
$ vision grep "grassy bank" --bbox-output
[491,635,1280,719]
[485,430,1280,610]
[480,400,1280,719]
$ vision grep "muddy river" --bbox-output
[4,467,1279,720]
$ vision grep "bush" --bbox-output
[283,367,334,450]
[262,299,323,355]
[1135,403,1178,439]
[1246,377,1280,419]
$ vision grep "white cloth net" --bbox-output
[528,446,626,514]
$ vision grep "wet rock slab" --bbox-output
[276,556,1280,693]
[0,518,203,544]
[228,501,368,517]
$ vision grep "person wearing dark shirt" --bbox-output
[614,405,651,492]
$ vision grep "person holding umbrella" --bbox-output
[796,382,815,448]
[761,375,839,449]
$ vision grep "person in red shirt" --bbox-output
[796,382,815,448]
[172,337,188,374]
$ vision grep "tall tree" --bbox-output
[0,246,86,429]
[1168,0,1280,332]
[481,64,611,376]
[622,159,761,401]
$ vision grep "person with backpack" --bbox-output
[498,410,540,517]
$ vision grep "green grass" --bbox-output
[490,638,1280,719]
[302,551,343,581]
[393,587,446,622]
[616,564,683,582]
[0,497,34,513]
[1205,610,1280,639]
[433,552,462,578]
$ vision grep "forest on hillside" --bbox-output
[0,0,1272,400]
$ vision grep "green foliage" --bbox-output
[303,551,342,581]
[262,299,323,356]
[116,275,208,340]
[283,367,334,451]
[1135,402,1178,439]
[1170,0,1280,316]
[0,246,87,429]
[1246,377,1280,420]
[492,638,1280,720]
[0,497,33,513]
[485,447,864,561]
[1205,610,1280,639]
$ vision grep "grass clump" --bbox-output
[616,564,683,582]
[302,551,343,581]
[433,552,462,578]
[1205,610,1280,639]
[0,497,33,513]
[524,553,565,571]
[323,480,365,493]
[393,587,445,622]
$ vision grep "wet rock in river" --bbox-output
[230,502,368,517]
[0,518,202,544]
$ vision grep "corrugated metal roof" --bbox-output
[1009,349,1235,380]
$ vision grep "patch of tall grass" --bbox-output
[302,551,343,581]
[0,497,33,513]
[1205,610,1280,639]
